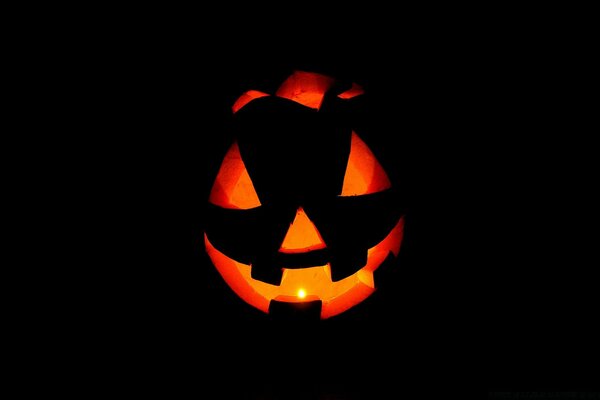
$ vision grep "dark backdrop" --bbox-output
[70,21,597,399]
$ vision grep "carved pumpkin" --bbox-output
[204,70,405,320]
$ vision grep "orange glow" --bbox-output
[337,83,364,99]
[208,141,261,209]
[275,70,336,110]
[231,90,270,113]
[205,70,405,319]
[204,217,404,319]
[340,132,391,196]
[279,207,326,253]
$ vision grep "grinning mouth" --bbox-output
[274,248,329,269]
[204,217,404,319]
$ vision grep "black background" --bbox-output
[56,13,598,399]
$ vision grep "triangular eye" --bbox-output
[209,141,261,209]
[340,131,391,196]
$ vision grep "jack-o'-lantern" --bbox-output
[204,70,405,320]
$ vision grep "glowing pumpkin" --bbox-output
[204,70,405,320]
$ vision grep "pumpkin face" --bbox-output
[204,70,405,320]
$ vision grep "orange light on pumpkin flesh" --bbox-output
[337,82,365,99]
[231,90,270,114]
[206,70,400,319]
[275,70,335,110]
[341,131,391,196]
[206,130,401,319]
[208,141,261,210]
[232,70,364,115]
[279,207,326,253]
[204,217,403,319]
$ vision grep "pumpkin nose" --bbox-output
[279,207,326,253]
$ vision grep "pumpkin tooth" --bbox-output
[250,263,284,286]
[268,299,322,321]
[330,251,368,282]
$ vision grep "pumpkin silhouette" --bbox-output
[204,70,405,320]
